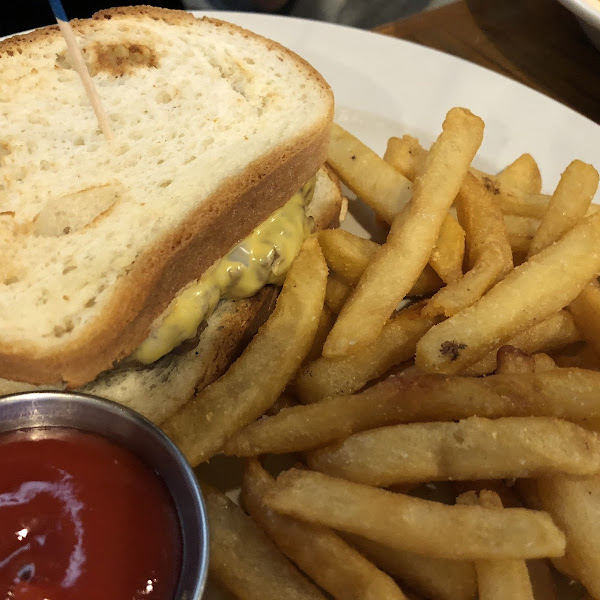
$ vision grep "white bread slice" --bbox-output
[0,167,343,424]
[0,7,333,386]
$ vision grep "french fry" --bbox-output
[476,174,551,219]
[329,126,465,286]
[324,108,484,357]
[386,136,541,198]
[162,238,327,465]
[428,214,465,284]
[327,122,413,223]
[383,140,535,287]
[304,306,336,364]
[452,479,523,508]
[528,160,598,257]
[464,310,580,376]
[496,346,537,374]
[224,369,600,456]
[456,480,558,598]
[516,480,580,582]
[324,274,352,314]
[537,474,600,598]
[458,490,535,600]
[318,229,378,284]
[458,174,513,272]
[317,229,442,296]
[496,347,556,374]
[384,132,549,221]
[385,141,526,307]
[425,173,512,317]
[496,153,542,195]
[345,533,477,600]
[264,469,566,560]
[240,459,408,600]
[504,214,539,258]
[409,266,445,298]
[569,279,600,356]
[202,483,327,600]
[178,108,600,593]
[384,135,427,181]
[416,211,600,375]
[306,417,600,486]
[532,353,557,372]
[504,215,540,240]
[295,301,437,403]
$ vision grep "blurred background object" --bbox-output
[1,0,181,37]
[183,0,454,28]
[0,0,455,37]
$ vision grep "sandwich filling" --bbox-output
[133,178,316,364]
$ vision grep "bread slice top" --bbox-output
[0,167,343,424]
[0,7,333,386]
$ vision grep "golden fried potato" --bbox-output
[265,469,565,560]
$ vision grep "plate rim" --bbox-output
[557,0,600,29]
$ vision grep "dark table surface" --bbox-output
[376,0,600,125]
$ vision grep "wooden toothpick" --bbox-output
[49,0,115,141]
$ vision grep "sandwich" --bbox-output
[0,7,341,423]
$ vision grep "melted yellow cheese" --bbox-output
[133,179,315,364]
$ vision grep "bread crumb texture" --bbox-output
[0,7,332,355]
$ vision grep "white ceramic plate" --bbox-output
[194,12,597,599]
[0,12,595,600]
[557,0,600,50]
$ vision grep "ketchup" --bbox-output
[0,428,182,600]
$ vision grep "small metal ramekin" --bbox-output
[0,390,209,600]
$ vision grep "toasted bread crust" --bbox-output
[0,8,333,386]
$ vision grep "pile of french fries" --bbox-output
[163,106,600,600]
